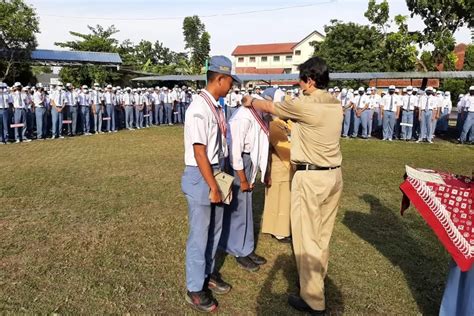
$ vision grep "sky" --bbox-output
[27,0,472,56]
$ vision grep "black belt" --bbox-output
[295,164,341,171]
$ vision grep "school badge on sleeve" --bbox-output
[400,165,473,271]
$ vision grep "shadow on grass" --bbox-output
[255,253,344,315]
[343,194,445,315]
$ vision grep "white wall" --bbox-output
[292,32,325,72]
[236,54,295,71]
[233,31,325,73]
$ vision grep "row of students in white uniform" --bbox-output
[334,85,474,144]
[0,81,196,143]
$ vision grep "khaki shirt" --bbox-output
[274,89,342,167]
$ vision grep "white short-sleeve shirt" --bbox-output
[351,94,370,109]
[227,110,252,170]
[0,92,11,109]
[33,91,44,107]
[462,95,474,112]
[368,94,381,109]
[418,95,438,111]
[402,94,418,111]
[381,94,402,111]
[184,89,227,166]
[12,91,27,109]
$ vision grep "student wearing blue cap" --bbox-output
[181,55,240,313]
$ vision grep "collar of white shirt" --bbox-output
[201,89,219,108]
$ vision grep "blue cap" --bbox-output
[208,55,241,83]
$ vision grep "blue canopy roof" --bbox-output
[31,49,122,65]
[132,71,474,82]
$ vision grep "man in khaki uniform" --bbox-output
[243,57,343,314]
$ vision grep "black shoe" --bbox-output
[248,252,267,265]
[272,235,292,244]
[235,256,260,272]
[207,273,231,295]
[288,294,325,315]
[185,290,218,313]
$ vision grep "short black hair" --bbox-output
[298,56,330,89]
[206,70,220,83]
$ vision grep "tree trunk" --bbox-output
[0,52,15,82]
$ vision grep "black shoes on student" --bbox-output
[186,290,218,313]
[207,273,232,295]
[186,273,232,312]
[288,294,326,315]
[248,252,267,265]
[272,235,292,244]
[236,252,267,272]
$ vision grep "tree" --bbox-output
[441,78,470,103]
[364,0,390,35]
[55,25,120,86]
[0,0,39,82]
[312,20,385,72]
[463,44,474,71]
[55,24,119,52]
[406,0,473,67]
[182,16,211,74]
[383,15,418,71]
[418,50,436,71]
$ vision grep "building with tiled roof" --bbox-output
[232,31,325,74]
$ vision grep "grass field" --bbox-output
[0,127,472,315]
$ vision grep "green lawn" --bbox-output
[0,127,472,315]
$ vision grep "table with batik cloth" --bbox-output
[399,166,473,315]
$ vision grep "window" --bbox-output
[286,55,292,61]
[295,50,301,56]
[249,56,256,63]
[273,56,280,62]
[284,68,292,74]
[261,56,268,62]
[238,57,244,63]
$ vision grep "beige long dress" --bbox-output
[261,119,294,237]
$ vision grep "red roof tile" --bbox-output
[235,67,286,74]
[454,43,467,71]
[436,43,467,71]
[232,43,297,56]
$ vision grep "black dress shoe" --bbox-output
[272,235,292,244]
[207,273,232,295]
[248,252,267,265]
[185,290,218,313]
[288,294,325,315]
[235,256,260,272]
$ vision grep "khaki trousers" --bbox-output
[291,168,343,310]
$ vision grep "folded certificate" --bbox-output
[211,171,234,205]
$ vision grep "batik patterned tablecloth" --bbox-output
[400,166,473,271]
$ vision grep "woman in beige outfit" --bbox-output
[261,118,293,242]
